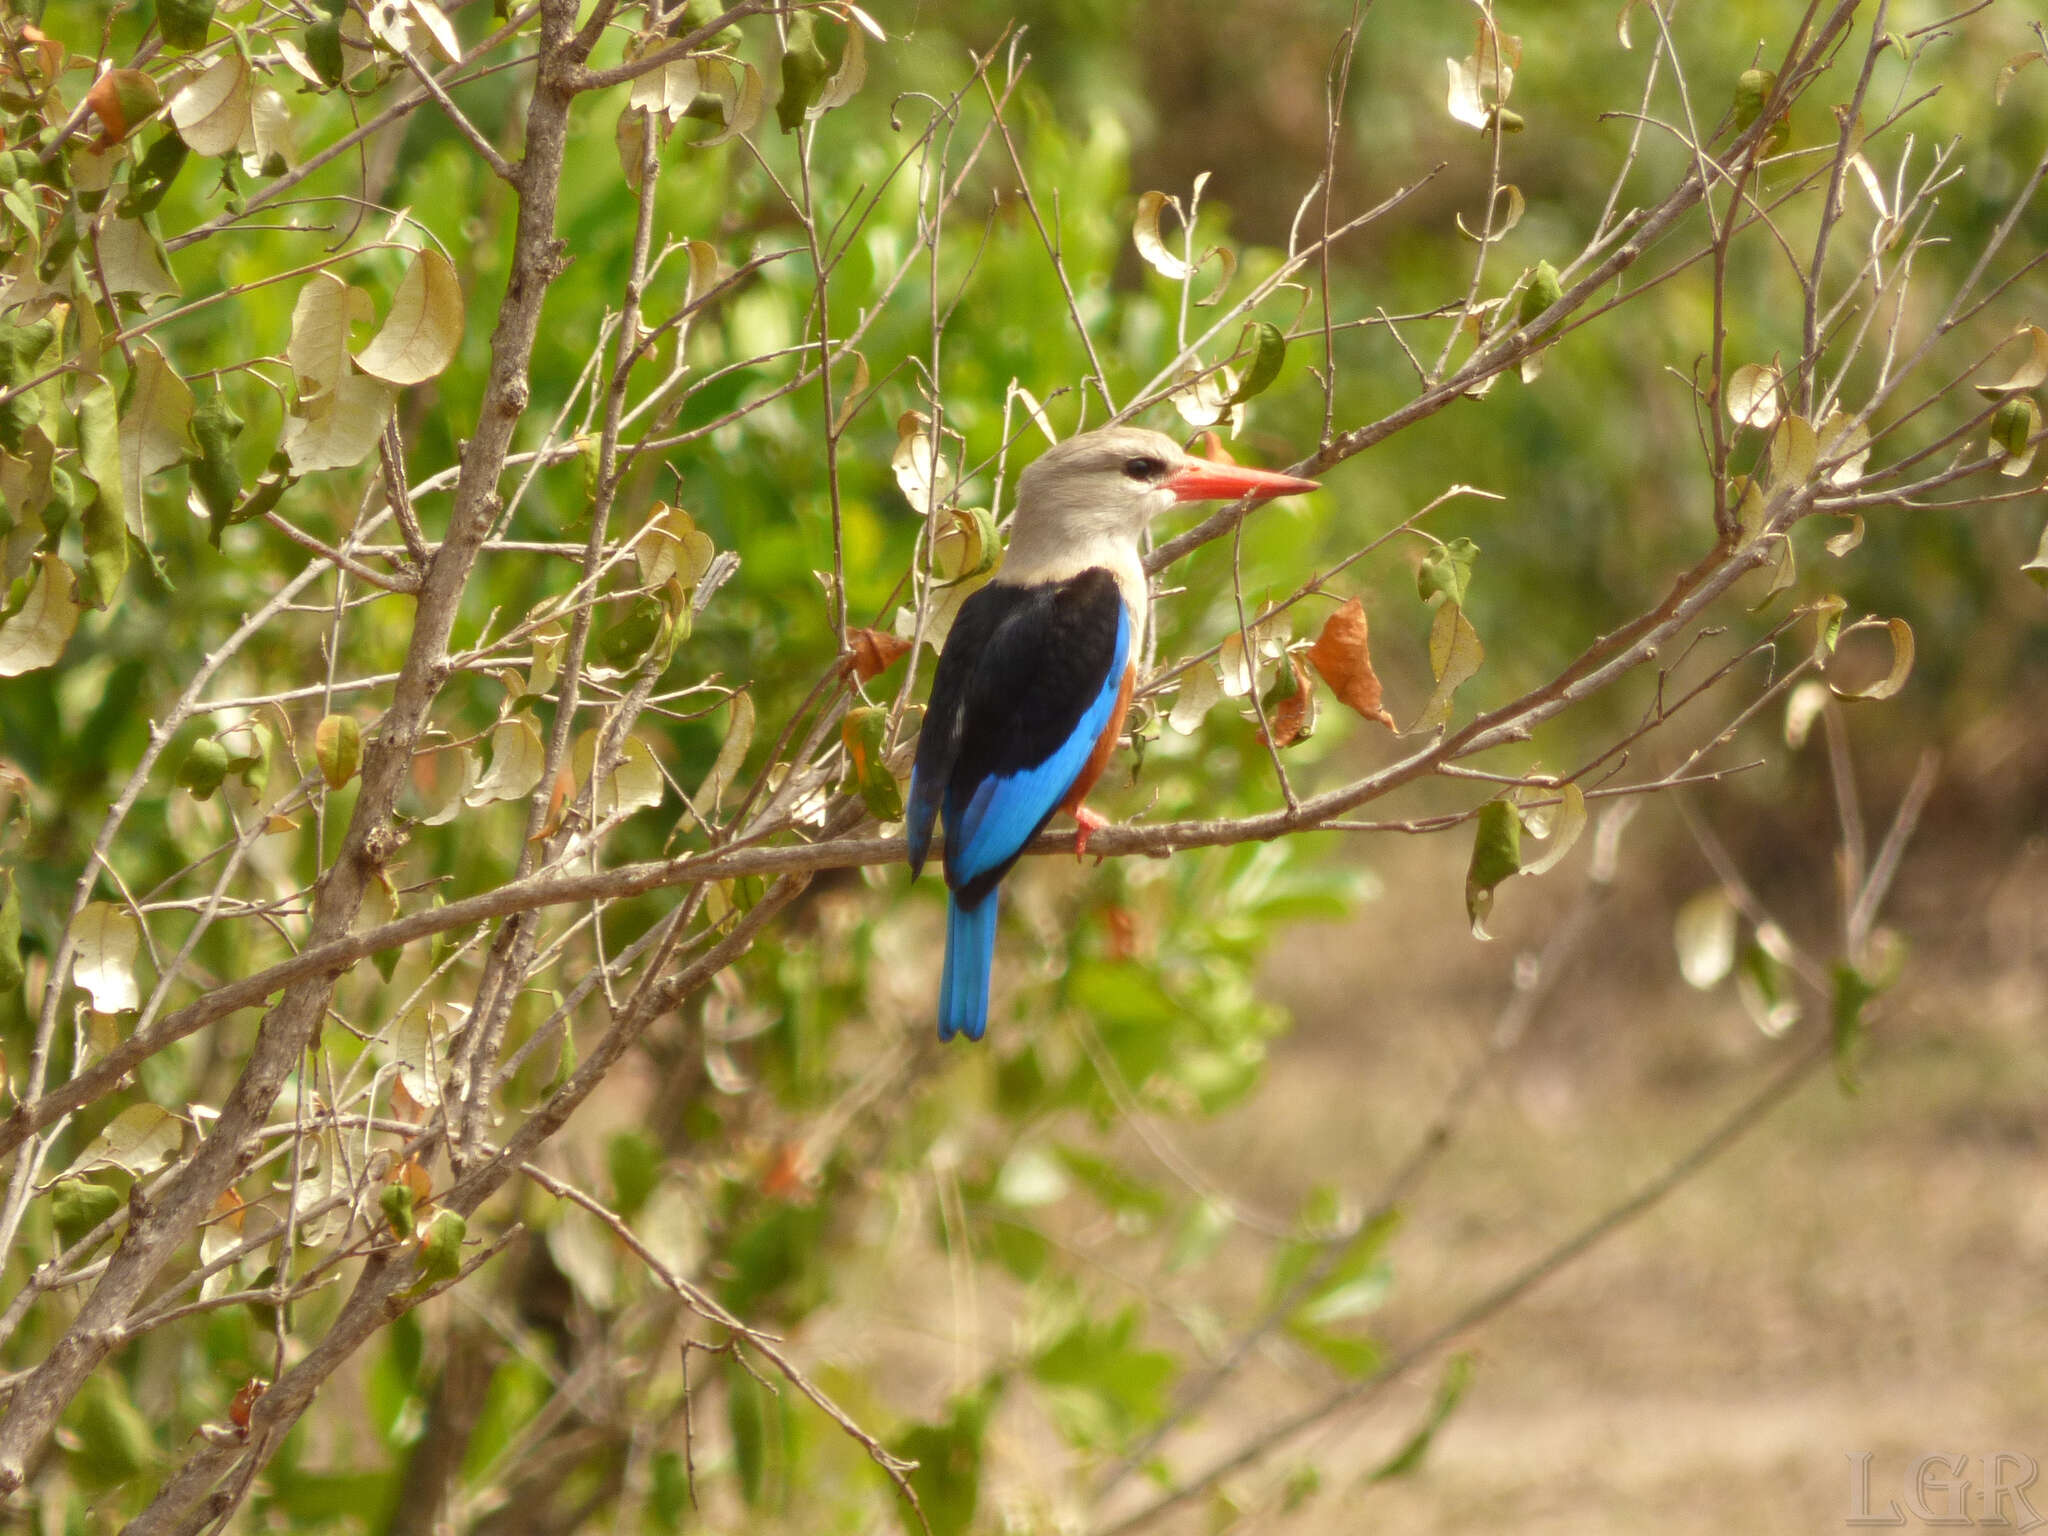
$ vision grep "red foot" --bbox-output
[1072,806,1111,862]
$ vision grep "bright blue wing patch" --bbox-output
[945,603,1129,888]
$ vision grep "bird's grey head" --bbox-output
[1001,425,1320,591]
[1011,426,1191,556]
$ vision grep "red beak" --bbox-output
[1165,458,1320,503]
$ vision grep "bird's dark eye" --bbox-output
[1122,456,1167,482]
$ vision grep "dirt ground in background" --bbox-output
[1161,798,2048,1535]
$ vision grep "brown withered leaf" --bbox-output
[1257,653,1316,748]
[843,626,911,681]
[531,760,576,843]
[1308,598,1396,729]
[1198,429,1238,466]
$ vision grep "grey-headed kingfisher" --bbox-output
[906,426,1319,1041]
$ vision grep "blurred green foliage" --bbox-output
[0,0,2043,1528]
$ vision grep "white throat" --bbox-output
[997,523,1150,635]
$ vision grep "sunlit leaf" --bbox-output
[2022,520,2048,589]
[96,219,178,298]
[76,1103,181,1176]
[288,273,376,405]
[1169,365,1241,434]
[1444,55,1488,128]
[575,730,665,820]
[1825,515,1865,557]
[1815,410,1872,485]
[1674,887,1737,989]
[695,691,754,809]
[1829,617,1914,702]
[1456,183,1524,243]
[629,54,700,125]
[74,382,127,609]
[1167,663,1222,734]
[892,410,955,508]
[243,85,295,176]
[1973,325,2048,398]
[1132,190,1190,280]
[117,342,193,521]
[293,1131,352,1249]
[1784,678,1829,748]
[466,718,545,806]
[1725,362,1781,429]
[1521,782,1586,877]
[72,900,141,1014]
[354,249,462,386]
[1996,50,2045,106]
[695,58,763,147]
[281,373,397,473]
[0,557,73,675]
[1767,413,1817,487]
[1194,244,1236,306]
[167,52,252,157]
[390,1003,453,1111]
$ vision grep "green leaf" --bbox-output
[378,1182,415,1241]
[1225,321,1287,404]
[891,1387,997,1536]
[777,12,831,132]
[314,713,361,790]
[177,737,230,799]
[1368,1353,1474,1480]
[0,320,54,454]
[1032,1307,1177,1451]
[599,594,664,670]
[1830,962,1881,1093]
[188,391,245,542]
[728,1358,771,1507]
[51,1176,122,1250]
[68,1373,156,1488]
[158,0,217,50]
[74,381,125,607]
[0,868,20,991]
[1516,258,1563,329]
[606,1129,662,1219]
[410,1208,466,1292]
[842,705,902,820]
[1732,68,1777,134]
[1464,799,1521,938]
[1417,537,1479,608]
[119,133,189,217]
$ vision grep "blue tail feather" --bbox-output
[939,892,999,1041]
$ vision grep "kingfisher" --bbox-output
[905,425,1319,1040]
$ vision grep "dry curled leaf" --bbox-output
[1256,653,1316,748]
[1307,598,1395,730]
[843,626,910,681]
